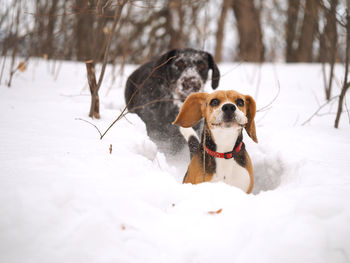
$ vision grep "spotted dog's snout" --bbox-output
[177,76,203,102]
[182,77,201,92]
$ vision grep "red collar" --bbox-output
[204,142,243,159]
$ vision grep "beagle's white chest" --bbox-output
[209,127,251,192]
[211,158,251,192]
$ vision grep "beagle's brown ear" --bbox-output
[173,92,208,128]
[245,95,258,143]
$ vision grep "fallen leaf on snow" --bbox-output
[208,208,223,215]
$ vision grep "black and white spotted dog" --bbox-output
[124,48,220,153]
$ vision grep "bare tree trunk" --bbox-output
[0,4,14,84]
[34,0,49,57]
[319,0,338,62]
[75,0,94,61]
[86,0,127,119]
[319,0,338,100]
[214,0,231,62]
[232,0,264,62]
[167,0,185,50]
[285,0,300,62]
[334,8,350,128]
[7,2,21,87]
[296,0,319,62]
[58,1,71,60]
[92,0,115,63]
[86,60,100,118]
[44,0,58,58]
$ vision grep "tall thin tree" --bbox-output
[296,0,320,62]
[231,0,264,62]
[334,7,350,128]
[215,0,231,62]
[286,0,300,62]
[319,0,338,100]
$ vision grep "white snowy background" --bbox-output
[1,59,350,263]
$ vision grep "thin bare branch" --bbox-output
[302,95,339,126]
[345,92,350,123]
[111,98,178,123]
[89,0,127,119]
[75,118,103,138]
[99,55,176,139]
[334,7,350,128]
[257,80,280,112]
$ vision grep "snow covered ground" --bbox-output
[1,59,350,263]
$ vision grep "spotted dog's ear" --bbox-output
[173,92,208,128]
[244,95,258,143]
[206,52,220,90]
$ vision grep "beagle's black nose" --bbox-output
[222,103,236,113]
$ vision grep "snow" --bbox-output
[1,59,350,263]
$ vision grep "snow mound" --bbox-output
[0,60,349,263]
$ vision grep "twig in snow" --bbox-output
[76,57,176,140]
[109,144,112,154]
[257,80,280,113]
[219,61,244,78]
[75,118,103,138]
[345,93,350,123]
[301,96,339,126]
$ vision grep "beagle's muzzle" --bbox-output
[173,90,258,193]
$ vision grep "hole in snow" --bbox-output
[252,155,284,194]
[149,132,286,194]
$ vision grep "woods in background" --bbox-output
[0,0,347,64]
[0,0,349,127]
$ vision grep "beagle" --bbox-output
[173,90,258,193]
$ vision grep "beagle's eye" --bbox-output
[175,60,185,70]
[210,98,220,107]
[236,98,244,107]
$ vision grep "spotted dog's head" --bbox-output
[173,90,258,143]
[155,48,220,105]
